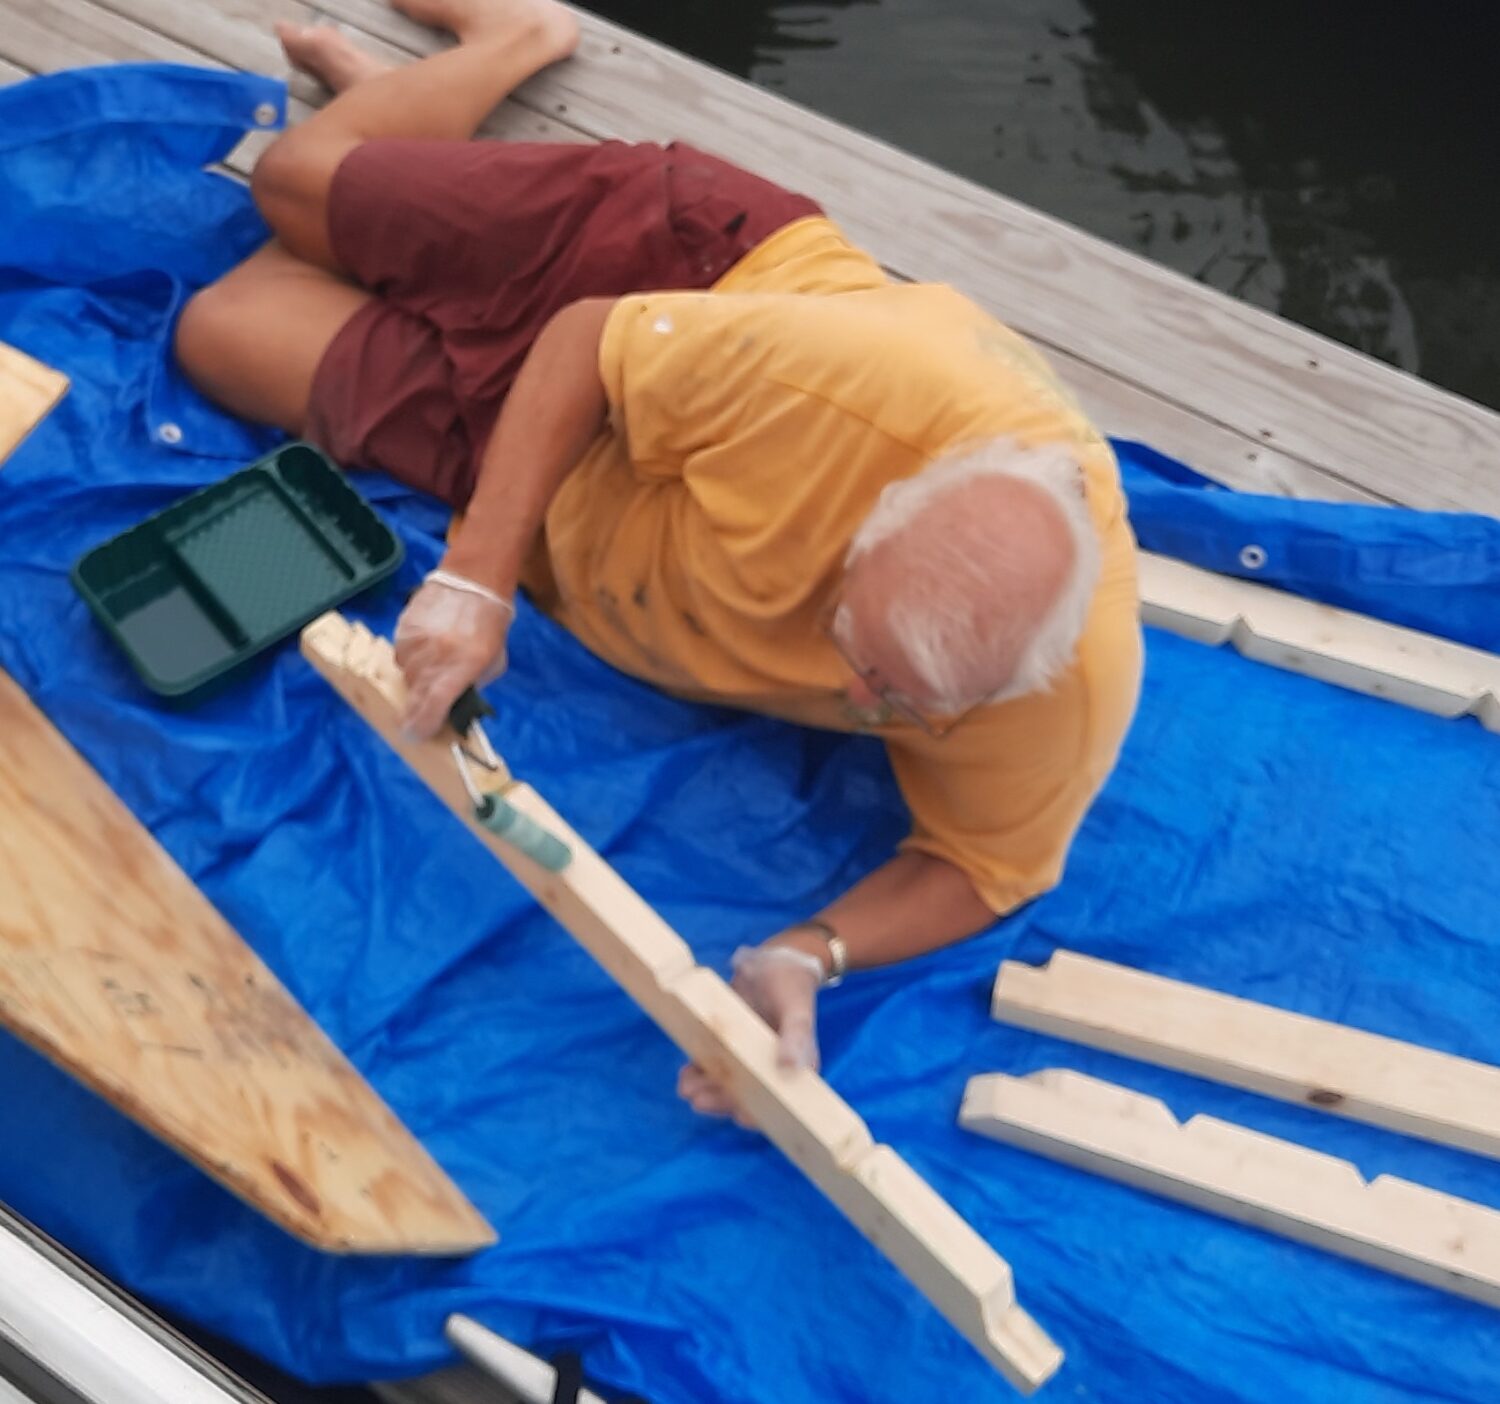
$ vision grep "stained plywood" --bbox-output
[0,342,67,467]
[302,612,1062,1394]
[0,669,495,1254]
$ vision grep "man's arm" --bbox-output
[444,296,615,595]
[395,297,615,736]
[679,852,994,1117]
[770,849,994,973]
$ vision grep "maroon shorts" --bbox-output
[306,139,821,507]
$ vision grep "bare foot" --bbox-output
[275,21,395,93]
[392,0,580,56]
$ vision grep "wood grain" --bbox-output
[0,669,495,1254]
[301,613,1062,1393]
[0,0,209,69]
[962,1069,1500,1309]
[0,342,67,467]
[993,952,1500,1160]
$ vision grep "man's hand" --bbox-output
[678,942,825,1124]
[394,570,514,738]
[676,855,997,1125]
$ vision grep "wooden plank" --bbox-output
[79,0,315,74]
[0,669,496,1255]
[301,612,1063,1394]
[0,0,584,175]
[0,0,209,72]
[0,54,29,83]
[961,1069,1500,1309]
[1053,357,1382,506]
[1139,552,1500,729]
[992,951,1500,1160]
[312,0,1500,515]
[80,0,591,138]
[0,342,68,467]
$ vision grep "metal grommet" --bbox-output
[1239,544,1267,570]
[253,101,278,128]
[157,422,183,446]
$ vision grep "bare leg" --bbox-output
[179,1,579,430]
[175,241,373,435]
[253,0,580,271]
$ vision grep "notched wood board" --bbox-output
[962,1069,1500,1309]
[0,669,495,1255]
[1139,552,1500,731]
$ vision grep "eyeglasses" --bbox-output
[819,601,979,740]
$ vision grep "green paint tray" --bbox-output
[72,442,403,698]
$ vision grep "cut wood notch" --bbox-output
[993,951,1500,1160]
[961,1069,1500,1309]
[0,341,68,467]
[301,612,1062,1395]
[1139,552,1500,732]
[0,669,495,1255]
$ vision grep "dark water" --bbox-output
[583,0,1500,411]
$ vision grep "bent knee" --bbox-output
[248,134,307,221]
[174,281,244,384]
[248,133,353,266]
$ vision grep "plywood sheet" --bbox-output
[0,342,67,467]
[0,669,495,1255]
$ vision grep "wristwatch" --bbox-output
[795,919,849,988]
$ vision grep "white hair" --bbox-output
[844,438,1102,711]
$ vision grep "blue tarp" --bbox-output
[2,65,1499,1404]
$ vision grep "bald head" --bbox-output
[838,440,1100,716]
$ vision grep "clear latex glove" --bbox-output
[394,569,514,739]
[678,944,825,1125]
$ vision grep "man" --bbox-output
[175,0,1143,1118]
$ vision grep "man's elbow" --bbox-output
[547,296,617,340]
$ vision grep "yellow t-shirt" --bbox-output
[523,217,1143,913]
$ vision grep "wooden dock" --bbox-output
[4,0,1498,516]
[2,2,1497,1400]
